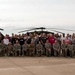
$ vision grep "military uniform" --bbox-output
[68,44,74,57]
[0,43,6,56]
[36,43,43,56]
[6,44,14,56]
[22,43,28,56]
[61,43,68,57]
[13,43,21,56]
[28,43,35,56]
[53,42,60,56]
[45,42,51,57]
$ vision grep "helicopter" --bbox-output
[15,27,65,37]
[18,27,64,33]
[14,26,75,37]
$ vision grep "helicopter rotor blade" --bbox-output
[47,27,75,32]
[0,28,4,31]
[18,28,36,33]
[49,29,64,34]
[18,27,46,33]
[18,26,74,34]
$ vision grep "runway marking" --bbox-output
[0,63,75,71]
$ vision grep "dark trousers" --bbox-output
[20,45,22,55]
[51,44,54,56]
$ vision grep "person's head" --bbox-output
[12,33,14,36]
[38,41,41,44]
[4,36,7,39]
[29,33,33,37]
[42,33,46,37]
[33,33,36,36]
[8,42,12,45]
[15,34,18,38]
[22,34,25,37]
[24,41,27,44]
[49,33,53,37]
[46,40,49,43]
[16,40,19,44]
[55,40,57,43]
[19,34,23,38]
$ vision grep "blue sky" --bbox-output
[0,0,75,35]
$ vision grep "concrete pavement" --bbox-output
[0,57,75,75]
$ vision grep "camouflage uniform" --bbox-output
[6,43,14,56]
[53,41,60,56]
[68,44,74,57]
[45,42,51,57]
[28,43,35,56]
[36,43,43,56]
[13,43,21,56]
[22,43,29,56]
[61,43,68,57]
[0,43,6,56]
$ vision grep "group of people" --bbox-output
[0,32,75,57]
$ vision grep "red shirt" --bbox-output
[48,36,55,44]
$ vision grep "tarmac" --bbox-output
[0,57,75,75]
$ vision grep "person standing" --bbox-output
[48,34,55,56]
[18,35,25,55]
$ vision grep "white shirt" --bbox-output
[3,39,9,45]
